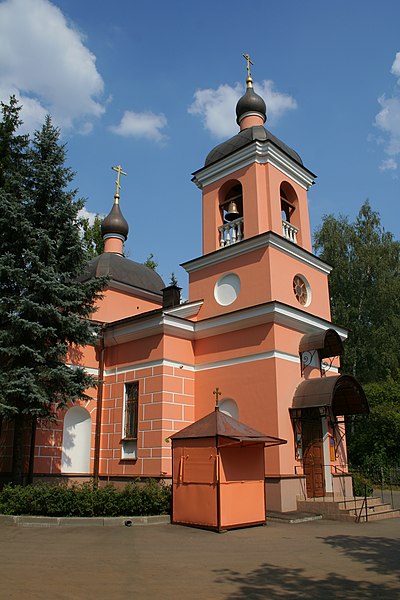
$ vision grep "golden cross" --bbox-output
[112,164,127,197]
[213,387,222,407]
[242,53,254,79]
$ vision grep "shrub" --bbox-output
[352,472,373,498]
[0,480,171,517]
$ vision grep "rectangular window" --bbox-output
[124,381,139,440]
[122,382,139,460]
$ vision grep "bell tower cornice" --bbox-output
[181,230,332,275]
[193,137,316,191]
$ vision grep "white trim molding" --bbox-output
[181,231,332,276]
[103,352,300,378]
[193,140,315,191]
[103,300,348,347]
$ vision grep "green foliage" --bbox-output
[314,201,400,383]
[0,98,107,482]
[0,480,171,517]
[81,214,104,259]
[347,375,400,472]
[351,472,373,497]
[169,272,179,286]
[144,253,158,271]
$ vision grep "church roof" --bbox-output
[79,252,164,294]
[204,125,303,168]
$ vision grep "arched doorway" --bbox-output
[61,406,92,474]
[291,374,369,498]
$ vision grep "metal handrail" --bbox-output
[355,483,368,523]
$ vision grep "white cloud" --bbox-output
[391,52,400,80]
[374,52,400,171]
[188,80,297,139]
[78,207,103,226]
[375,95,400,154]
[256,81,297,121]
[379,157,398,171]
[188,83,242,139]
[110,111,168,143]
[0,0,105,133]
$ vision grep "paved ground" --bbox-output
[0,517,399,599]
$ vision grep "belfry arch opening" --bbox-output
[280,182,299,244]
[218,181,244,247]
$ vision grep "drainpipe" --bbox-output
[93,326,105,485]
[27,416,37,485]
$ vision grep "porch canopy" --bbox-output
[292,374,369,416]
[299,328,344,359]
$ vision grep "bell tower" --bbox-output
[180,59,367,513]
[184,57,330,323]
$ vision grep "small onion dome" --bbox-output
[236,81,267,126]
[101,198,129,240]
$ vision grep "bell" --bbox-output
[224,200,240,222]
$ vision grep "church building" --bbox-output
[0,61,368,513]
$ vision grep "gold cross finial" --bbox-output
[112,164,127,200]
[242,53,254,80]
[213,387,222,408]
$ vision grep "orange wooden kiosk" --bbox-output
[171,405,286,532]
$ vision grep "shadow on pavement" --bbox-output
[214,562,398,600]
[321,534,400,579]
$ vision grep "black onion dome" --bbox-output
[79,253,165,294]
[236,86,266,125]
[101,202,129,240]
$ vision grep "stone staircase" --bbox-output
[297,496,400,522]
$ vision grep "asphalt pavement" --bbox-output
[0,516,399,599]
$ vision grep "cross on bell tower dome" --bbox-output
[236,53,267,130]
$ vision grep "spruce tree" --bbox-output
[0,105,105,484]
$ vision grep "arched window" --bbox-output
[218,182,244,247]
[61,406,92,474]
[281,189,294,223]
[219,398,239,420]
[221,184,243,223]
[280,182,299,243]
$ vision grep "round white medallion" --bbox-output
[214,273,241,306]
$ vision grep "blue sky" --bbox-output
[1,0,399,289]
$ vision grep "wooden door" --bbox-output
[302,409,325,498]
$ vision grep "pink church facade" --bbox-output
[0,67,368,513]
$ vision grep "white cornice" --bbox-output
[105,358,195,377]
[103,300,347,346]
[66,363,98,376]
[181,231,332,275]
[103,352,299,377]
[73,351,340,378]
[193,302,347,340]
[195,350,300,371]
[164,300,203,318]
[193,140,315,190]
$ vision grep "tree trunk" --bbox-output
[11,413,26,485]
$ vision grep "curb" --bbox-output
[0,514,171,528]
[267,511,323,524]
